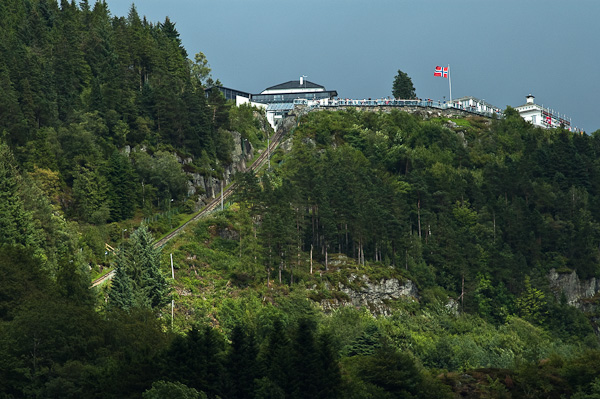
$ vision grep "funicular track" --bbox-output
[91,120,289,287]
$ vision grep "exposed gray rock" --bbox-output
[230,131,253,171]
[280,138,293,153]
[175,129,258,209]
[218,226,239,241]
[548,268,600,311]
[320,274,418,315]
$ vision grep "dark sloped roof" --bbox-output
[264,80,324,91]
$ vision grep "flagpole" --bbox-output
[448,64,452,102]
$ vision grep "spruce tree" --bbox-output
[259,319,290,395]
[106,151,136,222]
[108,250,134,311]
[225,325,258,399]
[108,225,169,311]
[130,225,170,309]
[0,142,39,249]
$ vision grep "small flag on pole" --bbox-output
[434,66,448,78]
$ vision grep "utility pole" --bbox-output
[170,253,174,329]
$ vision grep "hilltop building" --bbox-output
[250,78,338,104]
[451,96,502,115]
[515,94,579,132]
[207,77,338,128]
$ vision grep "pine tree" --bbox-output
[108,225,169,311]
[0,141,39,249]
[106,150,136,222]
[224,325,259,399]
[71,164,109,224]
[108,250,134,311]
[259,319,291,395]
[130,225,170,309]
[515,276,548,325]
[290,318,320,399]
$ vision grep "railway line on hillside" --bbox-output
[153,123,286,248]
[91,120,289,287]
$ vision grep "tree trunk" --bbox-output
[267,245,271,287]
[461,274,465,312]
[345,224,348,252]
[417,199,422,239]
[278,262,282,284]
[493,212,496,242]
[310,244,313,274]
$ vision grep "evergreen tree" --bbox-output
[164,325,225,397]
[106,150,136,222]
[71,164,110,224]
[0,141,39,249]
[108,225,169,310]
[290,318,321,399]
[392,69,416,99]
[108,250,134,311]
[259,319,291,395]
[224,325,259,399]
[129,225,170,309]
[515,276,548,325]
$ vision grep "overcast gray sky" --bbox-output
[103,0,600,132]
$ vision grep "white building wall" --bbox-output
[261,87,326,95]
[235,96,267,110]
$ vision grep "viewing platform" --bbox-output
[293,98,503,119]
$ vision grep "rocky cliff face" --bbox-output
[548,268,600,312]
[320,274,419,315]
[186,130,254,206]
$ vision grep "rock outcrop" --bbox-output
[548,268,600,311]
[184,130,255,208]
[320,274,418,315]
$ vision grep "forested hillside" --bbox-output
[156,108,600,398]
[0,0,254,270]
[3,1,600,398]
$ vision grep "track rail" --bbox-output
[91,270,116,288]
[154,125,285,248]
[90,123,289,287]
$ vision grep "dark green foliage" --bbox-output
[392,69,417,99]
[3,2,600,398]
[0,0,238,230]
[106,151,136,221]
[163,325,226,397]
[143,380,206,399]
[237,108,600,313]
[108,253,134,311]
[343,324,382,357]
[0,245,52,321]
[108,225,170,310]
[343,343,451,398]
[224,325,259,399]
[0,142,40,249]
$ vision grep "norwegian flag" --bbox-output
[434,66,448,78]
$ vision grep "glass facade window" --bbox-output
[251,91,337,104]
